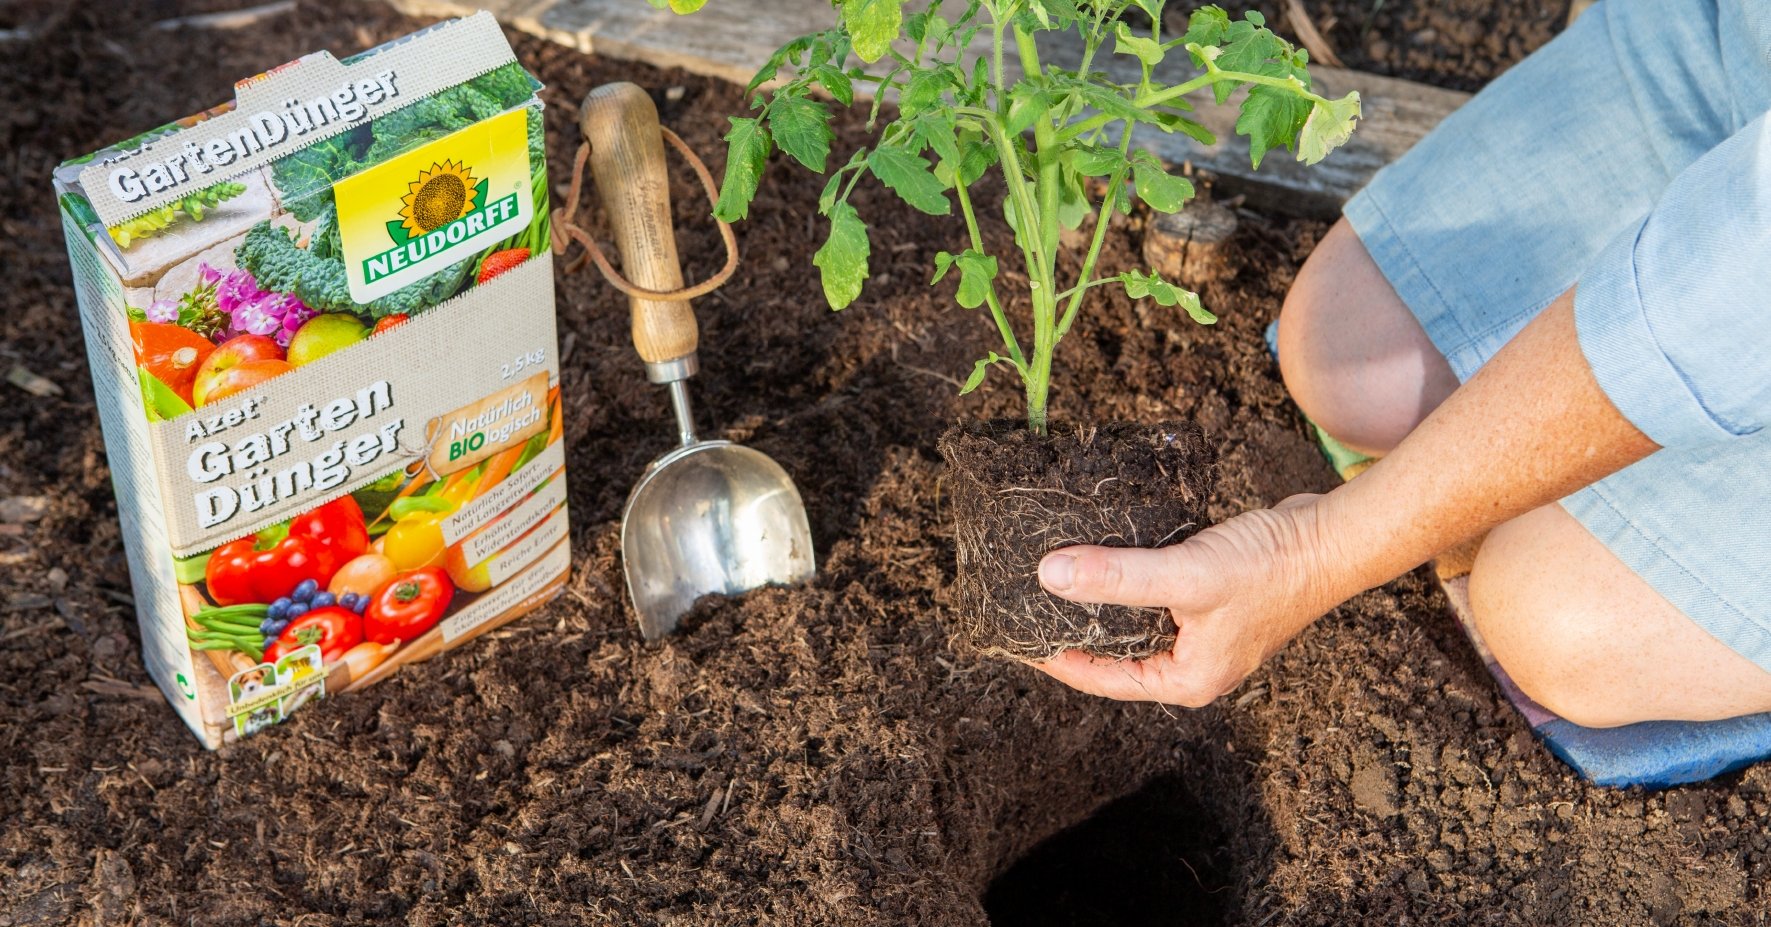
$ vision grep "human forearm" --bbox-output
[1033,289,1659,705]
[1315,290,1658,597]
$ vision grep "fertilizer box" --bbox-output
[52,13,570,748]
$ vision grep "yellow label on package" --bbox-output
[335,107,533,303]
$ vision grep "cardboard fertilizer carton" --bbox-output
[52,13,570,748]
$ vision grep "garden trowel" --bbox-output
[580,82,815,639]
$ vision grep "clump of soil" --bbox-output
[2,3,1768,926]
[939,420,1215,661]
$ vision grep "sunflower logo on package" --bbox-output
[334,107,533,304]
[390,159,487,244]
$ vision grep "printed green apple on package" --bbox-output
[52,12,570,748]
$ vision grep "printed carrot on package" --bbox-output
[52,13,571,748]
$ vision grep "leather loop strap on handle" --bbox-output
[569,82,737,364]
[554,130,739,303]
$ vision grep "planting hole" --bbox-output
[984,774,1237,927]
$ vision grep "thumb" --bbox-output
[1039,545,1182,608]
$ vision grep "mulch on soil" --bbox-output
[1,2,1765,925]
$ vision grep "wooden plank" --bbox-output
[388,0,1469,216]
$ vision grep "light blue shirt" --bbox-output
[1576,110,1770,448]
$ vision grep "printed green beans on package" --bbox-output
[52,13,570,747]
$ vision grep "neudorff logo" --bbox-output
[335,107,532,303]
[361,159,522,287]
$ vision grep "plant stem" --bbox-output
[991,8,1007,114]
[954,180,1027,370]
[1058,64,1327,143]
[1015,23,1059,435]
[951,107,1045,334]
[1057,129,1132,339]
[1053,277,1120,303]
[1055,182,1122,338]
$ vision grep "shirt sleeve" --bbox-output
[1574,110,1771,448]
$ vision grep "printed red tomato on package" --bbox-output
[263,606,364,665]
[364,567,455,645]
[205,497,369,605]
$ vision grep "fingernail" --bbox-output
[1040,554,1075,591]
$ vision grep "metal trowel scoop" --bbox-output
[580,83,814,639]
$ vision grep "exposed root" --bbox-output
[939,420,1217,661]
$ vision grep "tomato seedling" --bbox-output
[678,0,1359,433]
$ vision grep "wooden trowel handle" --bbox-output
[580,82,698,370]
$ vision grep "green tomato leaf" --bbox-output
[1191,12,1305,104]
[867,144,951,215]
[1177,288,1217,325]
[931,250,956,284]
[933,249,1008,316]
[1113,21,1165,67]
[1235,83,1312,169]
[1183,5,1232,45]
[1066,143,1125,177]
[916,111,961,168]
[1297,92,1362,164]
[1153,111,1216,146]
[906,9,931,42]
[933,133,997,189]
[1212,21,1286,78]
[746,34,815,96]
[814,202,871,310]
[819,149,870,214]
[953,250,998,309]
[819,149,869,215]
[968,56,991,105]
[960,352,1005,395]
[713,117,771,222]
[1119,270,1215,323]
[923,12,951,46]
[1005,82,1052,136]
[842,0,906,63]
[768,92,833,172]
[1069,80,1164,130]
[819,173,844,215]
[1057,163,1089,229]
[1032,0,1078,30]
[901,68,953,117]
[1119,269,1153,300]
[813,65,855,106]
[958,136,996,185]
[1131,155,1195,213]
[1131,0,1165,21]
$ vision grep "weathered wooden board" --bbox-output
[387,0,1469,216]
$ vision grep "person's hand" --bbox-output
[1029,494,1354,706]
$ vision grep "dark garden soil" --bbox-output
[1,2,1766,926]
